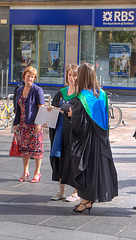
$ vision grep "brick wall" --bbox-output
[65,25,78,67]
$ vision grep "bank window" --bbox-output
[38,25,65,85]
[96,27,136,88]
[11,25,65,85]
[11,25,37,83]
[79,26,94,66]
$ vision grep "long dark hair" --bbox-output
[77,63,100,96]
[65,64,78,84]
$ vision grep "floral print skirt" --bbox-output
[17,94,44,159]
[18,123,44,159]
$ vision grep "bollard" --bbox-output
[1,70,4,97]
[7,93,14,108]
[6,69,8,97]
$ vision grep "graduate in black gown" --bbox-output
[48,64,80,202]
[64,63,118,212]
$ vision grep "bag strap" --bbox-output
[13,131,18,141]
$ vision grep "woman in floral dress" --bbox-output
[13,66,45,183]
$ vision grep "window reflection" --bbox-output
[96,28,136,88]
[11,25,65,85]
[12,26,37,83]
[39,25,65,85]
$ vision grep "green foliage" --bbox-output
[96,31,136,55]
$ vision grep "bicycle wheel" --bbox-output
[109,106,122,129]
[0,107,8,129]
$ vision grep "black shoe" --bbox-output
[133,206,136,209]
[73,201,93,213]
[75,201,94,208]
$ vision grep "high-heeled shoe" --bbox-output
[73,201,93,213]
[18,172,29,182]
[75,201,94,208]
[31,173,41,183]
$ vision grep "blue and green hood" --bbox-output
[78,89,108,130]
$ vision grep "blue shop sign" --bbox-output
[10,9,92,25]
[95,9,136,27]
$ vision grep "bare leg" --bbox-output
[21,157,30,178]
[51,179,65,200]
[18,157,30,181]
[59,179,65,195]
[33,158,42,179]
[73,189,77,194]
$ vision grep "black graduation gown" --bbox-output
[61,98,118,202]
[49,90,77,181]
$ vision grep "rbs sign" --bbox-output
[95,9,136,27]
[113,11,134,22]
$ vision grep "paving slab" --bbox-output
[0,221,130,240]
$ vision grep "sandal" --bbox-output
[31,173,41,183]
[65,193,80,202]
[73,201,93,213]
[18,172,29,182]
[51,192,65,201]
[75,201,94,208]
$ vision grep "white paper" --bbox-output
[35,106,60,129]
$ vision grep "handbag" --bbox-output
[61,103,73,115]
[133,130,136,139]
[10,116,15,133]
[9,132,20,157]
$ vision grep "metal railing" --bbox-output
[0,70,51,105]
[0,70,8,97]
[6,93,51,107]
[44,94,51,105]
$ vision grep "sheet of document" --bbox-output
[35,106,60,129]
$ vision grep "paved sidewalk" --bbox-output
[0,97,136,240]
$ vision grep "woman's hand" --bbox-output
[35,124,41,133]
[68,107,72,117]
[43,123,48,128]
[14,125,18,132]
[60,109,64,114]
[47,106,53,111]
[47,105,63,114]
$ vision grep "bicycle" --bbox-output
[106,91,122,129]
[0,97,15,130]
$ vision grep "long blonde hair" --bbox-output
[77,63,100,96]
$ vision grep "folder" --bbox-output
[35,106,60,129]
